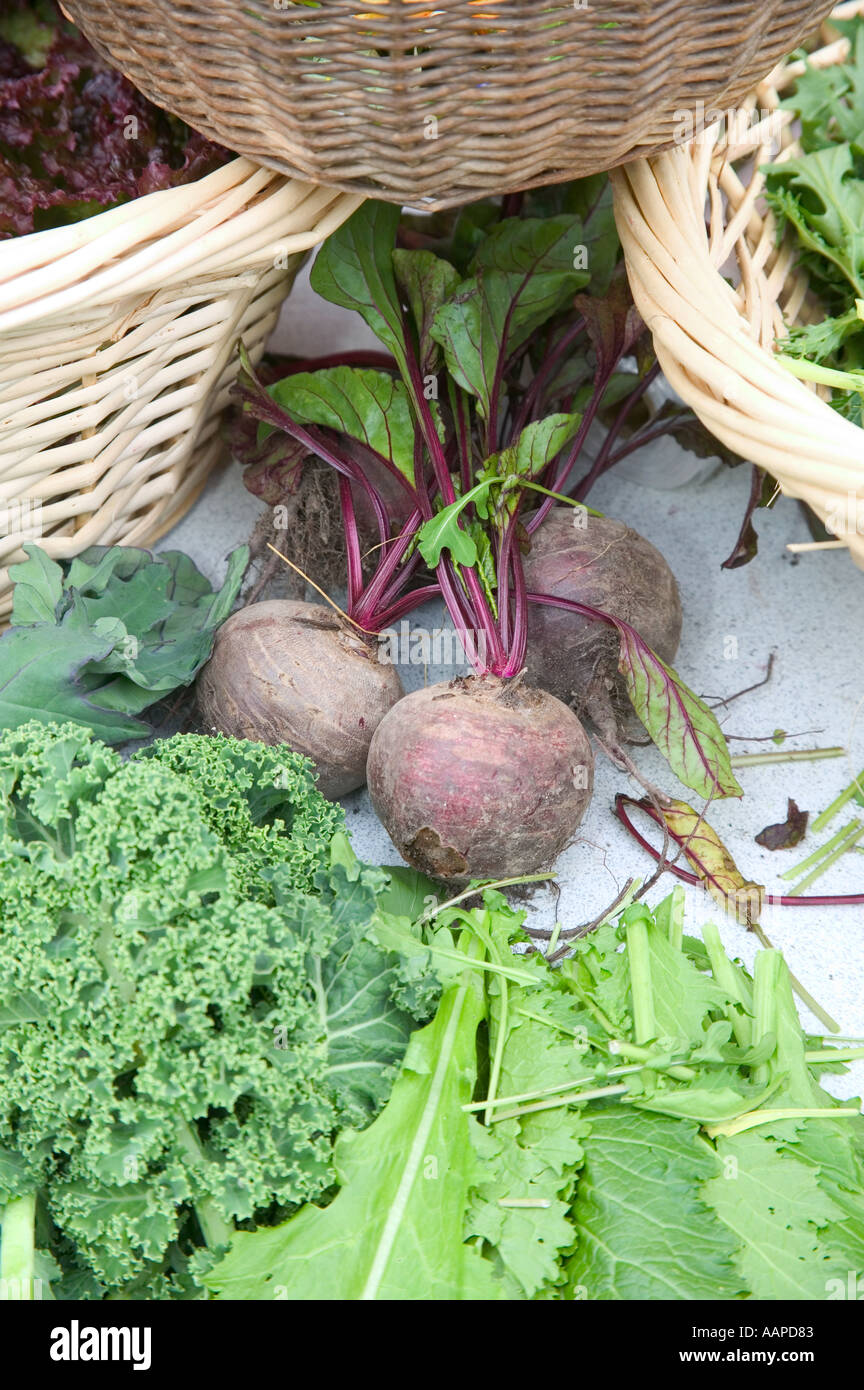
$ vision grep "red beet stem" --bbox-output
[615,794,864,907]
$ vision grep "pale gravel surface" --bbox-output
[160,262,864,1100]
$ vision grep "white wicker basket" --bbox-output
[610,1,864,568]
[0,156,360,617]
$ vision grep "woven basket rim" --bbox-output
[62,0,834,210]
[0,150,362,618]
[0,156,363,331]
[611,0,864,568]
[0,156,257,261]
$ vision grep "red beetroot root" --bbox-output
[196,599,403,799]
[523,509,682,739]
[366,675,594,884]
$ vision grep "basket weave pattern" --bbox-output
[64,0,833,210]
[0,159,360,618]
[610,1,864,568]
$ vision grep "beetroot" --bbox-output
[229,210,721,835]
[366,676,594,884]
[196,599,404,799]
[523,509,682,739]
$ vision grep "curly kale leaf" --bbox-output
[138,731,343,898]
[0,721,433,1296]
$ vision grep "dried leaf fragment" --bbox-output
[619,795,765,926]
[755,799,809,851]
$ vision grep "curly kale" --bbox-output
[0,722,435,1299]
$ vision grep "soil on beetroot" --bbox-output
[242,463,353,603]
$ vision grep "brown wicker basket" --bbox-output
[64,0,833,211]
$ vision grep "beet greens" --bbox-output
[233,194,739,801]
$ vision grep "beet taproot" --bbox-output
[523,509,682,739]
[366,675,594,884]
[196,599,403,799]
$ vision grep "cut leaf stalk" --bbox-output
[786,821,864,895]
[812,769,864,833]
